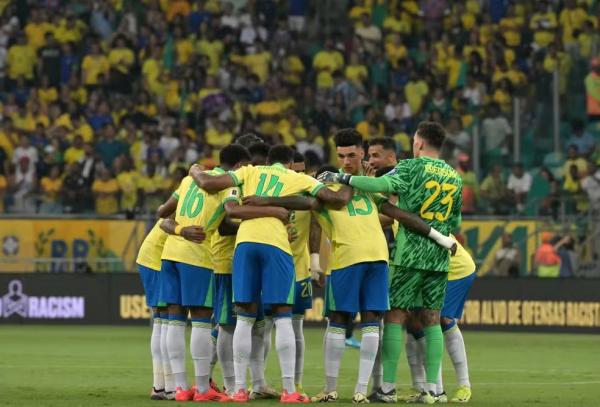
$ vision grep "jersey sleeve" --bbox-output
[228,165,251,186]
[172,181,183,200]
[383,161,411,196]
[221,186,241,204]
[296,173,326,196]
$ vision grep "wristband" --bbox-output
[310,253,321,272]
[340,174,352,185]
[174,225,183,236]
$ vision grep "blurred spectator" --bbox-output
[480,164,510,215]
[38,32,61,87]
[0,167,6,213]
[558,235,578,277]
[536,167,561,217]
[563,163,587,213]
[9,156,37,213]
[443,116,470,164]
[533,232,564,278]
[507,163,532,214]
[116,156,139,218]
[62,162,87,213]
[580,161,600,212]
[92,167,119,215]
[566,120,595,157]
[585,57,600,120]
[455,154,479,214]
[64,135,85,165]
[12,135,38,167]
[96,124,126,169]
[39,165,63,214]
[491,233,520,277]
[481,103,512,161]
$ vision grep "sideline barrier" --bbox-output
[0,274,599,333]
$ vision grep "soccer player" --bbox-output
[319,122,463,404]
[158,145,287,402]
[308,129,456,403]
[367,137,398,170]
[426,236,475,403]
[191,144,353,403]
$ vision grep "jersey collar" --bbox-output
[271,163,286,169]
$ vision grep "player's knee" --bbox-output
[440,317,456,332]
[189,306,212,319]
[235,302,257,315]
[168,304,186,316]
[384,308,407,324]
[271,304,292,316]
[329,311,349,325]
[360,311,382,324]
[419,309,440,327]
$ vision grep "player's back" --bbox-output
[136,220,169,271]
[448,237,476,281]
[315,185,388,270]
[390,157,463,272]
[231,164,324,255]
[162,174,229,268]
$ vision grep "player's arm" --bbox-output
[156,195,178,218]
[379,214,394,228]
[309,214,325,287]
[190,164,236,193]
[159,218,206,243]
[380,202,457,254]
[242,194,318,210]
[218,216,240,236]
[224,200,290,224]
[315,185,353,209]
[317,170,394,194]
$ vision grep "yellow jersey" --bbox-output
[136,220,169,271]
[161,172,239,269]
[229,164,325,255]
[314,185,388,271]
[289,210,311,281]
[448,237,476,281]
[211,229,237,275]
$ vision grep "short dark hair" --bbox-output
[219,144,251,167]
[267,145,295,165]
[416,121,446,150]
[293,151,305,163]
[235,133,264,147]
[334,128,363,148]
[315,165,339,178]
[368,137,396,152]
[375,166,396,177]
[248,142,270,159]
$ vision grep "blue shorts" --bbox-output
[326,261,389,313]
[214,274,235,325]
[292,277,313,315]
[441,272,476,319]
[160,260,214,307]
[138,264,159,307]
[232,242,295,305]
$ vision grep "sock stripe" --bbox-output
[273,312,292,320]
[327,326,345,335]
[361,326,380,335]
[238,313,257,323]
[360,322,380,328]
[169,314,187,324]
[191,321,212,328]
[153,312,160,319]
[329,322,346,329]
[292,314,304,320]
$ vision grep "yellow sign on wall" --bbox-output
[460,220,540,276]
[0,220,146,273]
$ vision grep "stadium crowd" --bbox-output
[0,0,599,218]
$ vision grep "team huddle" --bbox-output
[136,122,476,404]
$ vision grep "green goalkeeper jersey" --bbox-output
[380,157,463,272]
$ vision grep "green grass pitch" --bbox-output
[1,326,599,406]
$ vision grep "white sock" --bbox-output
[406,333,427,392]
[444,325,471,388]
[274,316,296,394]
[250,320,266,391]
[217,325,235,393]
[263,316,274,363]
[371,322,384,391]
[355,324,380,394]
[324,324,346,393]
[151,317,165,390]
[167,317,188,389]
[210,328,218,379]
[292,316,305,386]
[190,320,212,393]
[233,315,256,392]
[436,364,444,394]
[160,314,175,392]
